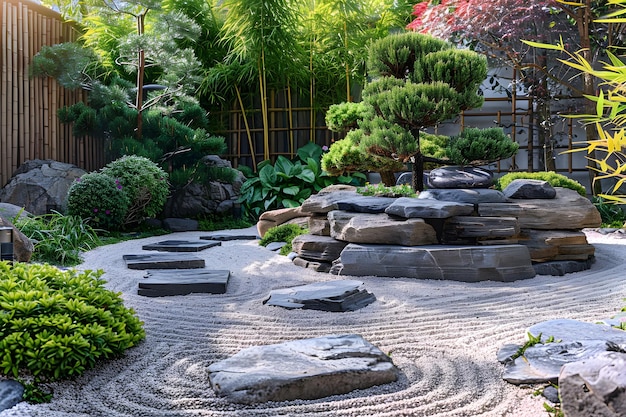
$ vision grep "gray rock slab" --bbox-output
[428,166,494,189]
[264,280,376,311]
[443,216,519,240]
[0,380,23,412]
[291,234,349,262]
[533,259,594,276]
[502,340,610,384]
[560,351,626,417]
[142,240,221,252]
[478,187,601,230]
[300,188,360,214]
[138,269,230,297]
[528,319,626,344]
[200,234,258,241]
[123,254,205,270]
[385,197,474,219]
[207,334,398,403]
[418,188,508,204]
[328,211,438,246]
[516,229,595,262]
[335,196,398,214]
[503,179,556,199]
[337,243,536,282]
[291,257,332,273]
[308,214,331,236]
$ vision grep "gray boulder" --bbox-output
[263,280,376,311]
[502,179,557,199]
[560,351,626,417]
[208,334,398,403]
[291,234,349,262]
[0,159,86,215]
[162,181,242,219]
[418,188,508,204]
[300,185,358,214]
[335,196,398,214]
[0,380,24,413]
[328,210,438,246]
[0,216,34,262]
[0,203,30,220]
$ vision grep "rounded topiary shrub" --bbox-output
[66,172,130,231]
[100,155,169,224]
[0,262,145,381]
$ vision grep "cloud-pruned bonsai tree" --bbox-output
[322,32,518,191]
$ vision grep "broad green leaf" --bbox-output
[259,165,277,187]
[295,169,316,183]
[274,156,293,175]
[282,199,300,208]
[281,186,300,196]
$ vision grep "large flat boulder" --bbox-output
[328,211,437,246]
[385,197,474,219]
[208,334,398,403]
[478,188,601,229]
[335,243,536,282]
[335,196,398,214]
[442,216,519,242]
[418,188,508,204]
[300,185,358,214]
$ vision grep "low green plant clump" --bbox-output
[13,212,101,266]
[258,224,308,255]
[357,183,417,198]
[0,263,144,386]
[495,172,587,197]
[593,196,626,228]
[238,143,366,221]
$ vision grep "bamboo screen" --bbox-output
[0,0,104,188]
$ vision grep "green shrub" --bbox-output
[259,223,308,255]
[495,172,587,196]
[101,155,169,224]
[238,143,366,221]
[13,212,101,266]
[0,263,144,382]
[593,196,626,227]
[446,127,519,166]
[66,172,131,231]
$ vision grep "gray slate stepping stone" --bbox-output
[123,254,205,269]
[200,234,258,241]
[208,334,398,403]
[335,196,398,214]
[0,380,23,412]
[418,188,508,204]
[385,197,475,219]
[263,279,376,311]
[138,269,230,297]
[142,240,221,252]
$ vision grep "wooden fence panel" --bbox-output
[0,0,105,188]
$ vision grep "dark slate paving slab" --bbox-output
[264,279,376,311]
[0,380,23,413]
[138,269,230,297]
[200,234,258,241]
[142,240,221,252]
[385,197,475,219]
[208,334,398,403]
[123,254,205,270]
[418,188,508,204]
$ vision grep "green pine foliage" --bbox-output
[446,127,519,166]
[325,102,370,132]
[495,172,587,196]
[0,263,144,382]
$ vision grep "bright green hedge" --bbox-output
[495,171,586,196]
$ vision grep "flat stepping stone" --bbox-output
[200,234,258,241]
[264,279,376,311]
[208,334,398,403]
[138,269,230,297]
[142,240,221,252]
[123,254,205,270]
[0,380,24,413]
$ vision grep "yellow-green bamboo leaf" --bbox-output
[612,178,626,193]
[597,91,605,116]
[521,39,564,51]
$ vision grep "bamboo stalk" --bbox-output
[287,83,294,157]
[235,85,256,171]
[10,3,17,175]
[1,2,8,185]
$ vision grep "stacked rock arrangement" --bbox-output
[259,167,602,282]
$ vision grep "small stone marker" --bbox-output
[138,269,230,297]
[141,240,221,252]
[263,280,376,311]
[200,233,258,241]
[123,254,205,270]
[208,334,398,403]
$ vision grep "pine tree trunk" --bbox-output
[379,171,396,186]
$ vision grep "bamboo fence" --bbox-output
[0,0,104,188]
